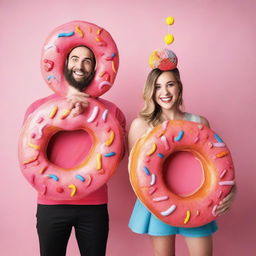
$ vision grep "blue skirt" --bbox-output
[129,200,218,237]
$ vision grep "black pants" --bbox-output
[36,204,109,256]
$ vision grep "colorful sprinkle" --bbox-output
[56,187,64,193]
[60,109,71,119]
[39,166,48,174]
[174,130,184,142]
[216,151,229,158]
[43,59,54,72]
[44,44,59,52]
[160,205,177,216]
[214,134,223,143]
[102,109,109,122]
[68,184,77,197]
[147,143,157,156]
[49,106,58,119]
[112,61,117,73]
[85,175,92,186]
[148,187,157,194]
[157,153,165,158]
[184,210,191,224]
[87,106,99,123]
[105,53,116,61]
[47,75,57,81]
[143,166,151,176]
[28,143,40,150]
[97,153,102,170]
[104,152,116,157]
[161,135,169,150]
[162,120,169,131]
[150,174,156,186]
[105,130,115,146]
[152,196,169,202]
[48,174,59,181]
[99,81,111,89]
[219,180,235,186]
[75,26,84,37]
[219,169,227,179]
[57,31,75,37]
[97,28,102,35]
[23,153,39,165]
[213,142,226,148]
[75,175,85,182]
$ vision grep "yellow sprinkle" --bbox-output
[216,151,229,158]
[68,184,77,197]
[147,143,157,156]
[49,106,58,119]
[88,27,92,32]
[184,210,191,224]
[28,143,40,150]
[39,166,48,174]
[99,71,106,77]
[166,16,175,25]
[60,109,71,119]
[112,61,117,73]
[75,26,84,37]
[105,131,115,146]
[97,153,102,170]
[23,155,38,164]
[97,28,102,35]
[96,36,101,42]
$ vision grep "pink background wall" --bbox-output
[1,0,255,255]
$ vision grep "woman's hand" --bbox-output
[215,185,236,216]
[66,87,90,117]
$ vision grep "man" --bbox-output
[24,45,126,256]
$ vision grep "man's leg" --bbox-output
[36,205,73,256]
[74,204,109,256]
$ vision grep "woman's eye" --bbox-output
[167,83,175,87]
[155,86,161,90]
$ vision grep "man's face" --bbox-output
[64,46,96,91]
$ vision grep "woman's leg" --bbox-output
[184,235,213,256]
[150,235,176,256]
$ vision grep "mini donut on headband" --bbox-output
[148,48,178,71]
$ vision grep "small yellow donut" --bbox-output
[164,34,174,45]
[166,16,175,25]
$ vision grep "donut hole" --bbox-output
[47,129,93,169]
[163,151,204,197]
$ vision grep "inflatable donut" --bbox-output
[41,20,119,97]
[129,120,235,227]
[18,98,123,200]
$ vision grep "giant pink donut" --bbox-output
[19,98,123,200]
[129,120,235,227]
[41,20,119,97]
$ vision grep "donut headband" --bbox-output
[148,16,178,71]
[41,20,119,97]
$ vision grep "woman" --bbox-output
[128,49,235,256]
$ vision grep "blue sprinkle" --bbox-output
[214,134,223,143]
[143,166,151,176]
[111,53,116,58]
[48,174,59,181]
[47,75,56,80]
[75,175,85,182]
[157,153,165,158]
[104,152,116,157]
[57,32,75,37]
[174,130,184,142]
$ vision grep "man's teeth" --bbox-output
[74,71,84,76]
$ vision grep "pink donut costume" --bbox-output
[18,21,123,200]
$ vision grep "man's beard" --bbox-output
[64,65,95,91]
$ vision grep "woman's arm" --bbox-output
[128,118,149,152]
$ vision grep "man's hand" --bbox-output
[66,87,90,117]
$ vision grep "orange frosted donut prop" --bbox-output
[129,120,235,227]
[18,98,123,200]
[41,20,119,97]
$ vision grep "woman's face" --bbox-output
[154,71,180,110]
